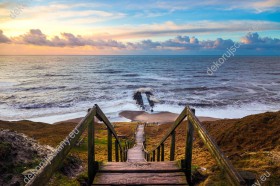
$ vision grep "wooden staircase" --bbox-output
[93,162,187,185]
[26,104,248,186]
[93,124,188,185]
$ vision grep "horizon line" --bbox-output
[1,54,280,56]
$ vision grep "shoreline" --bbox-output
[1,103,278,124]
[119,110,219,124]
[1,107,279,125]
[50,110,220,125]
[0,110,220,125]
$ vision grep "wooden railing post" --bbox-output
[185,108,195,185]
[126,141,129,150]
[123,145,127,161]
[26,107,96,186]
[125,146,128,161]
[147,106,187,162]
[95,104,124,162]
[170,131,176,161]
[143,106,245,185]
[120,149,123,162]
[157,147,160,161]
[161,143,164,161]
[108,129,112,162]
[88,112,95,185]
[115,140,119,162]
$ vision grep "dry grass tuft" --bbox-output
[145,111,280,185]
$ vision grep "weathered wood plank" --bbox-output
[98,169,185,173]
[99,162,182,171]
[120,149,123,162]
[185,109,194,185]
[152,150,155,161]
[93,172,187,185]
[157,147,160,161]
[170,131,176,161]
[127,124,145,162]
[161,143,164,161]
[107,130,112,162]
[94,162,187,185]
[115,140,119,162]
[88,114,95,185]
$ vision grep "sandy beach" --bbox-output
[53,111,219,125]
[119,110,219,124]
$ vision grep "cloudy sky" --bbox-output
[0,0,279,55]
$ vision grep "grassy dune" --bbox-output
[145,111,280,185]
[0,111,279,185]
[0,120,137,185]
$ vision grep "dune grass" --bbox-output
[0,120,137,186]
[0,111,279,185]
[144,111,280,185]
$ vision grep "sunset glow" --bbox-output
[0,0,280,55]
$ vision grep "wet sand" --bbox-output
[119,110,219,124]
[54,110,219,125]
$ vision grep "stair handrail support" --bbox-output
[143,106,246,186]
[26,105,129,186]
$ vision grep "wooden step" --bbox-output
[93,172,187,185]
[93,161,188,185]
[98,162,183,171]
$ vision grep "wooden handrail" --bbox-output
[25,104,246,185]
[95,104,124,153]
[186,107,245,185]
[144,106,246,186]
[26,107,97,186]
[149,106,187,152]
[26,105,129,186]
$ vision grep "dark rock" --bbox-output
[0,129,54,186]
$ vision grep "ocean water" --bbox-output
[0,55,279,123]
